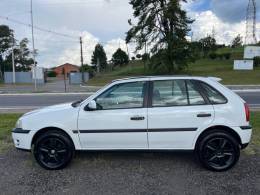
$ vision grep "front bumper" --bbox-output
[12,128,34,150]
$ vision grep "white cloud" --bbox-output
[55,34,136,67]
[190,10,260,45]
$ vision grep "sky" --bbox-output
[0,0,259,68]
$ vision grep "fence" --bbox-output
[4,72,45,84]
[69,72,89,84]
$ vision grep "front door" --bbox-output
[77,81,148,149]
[148,79,214,149]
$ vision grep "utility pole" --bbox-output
[125,42,131,71]
[190,31,193,42]
[80,36,84,83]
[12,36,15,84]
[30,0,37,91]
[97,58,100,74]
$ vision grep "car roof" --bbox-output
[112,76,221,83]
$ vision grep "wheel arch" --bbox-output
[31,127,75,149]
[195,125,242,149]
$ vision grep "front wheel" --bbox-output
[33,130,74,170]
[196,130,240,171]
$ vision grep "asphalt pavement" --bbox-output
[0,91,260,113]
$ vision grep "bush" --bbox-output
[217,53,224,60]
[47,71,57,77]
[209,53,217,60]
[254,56,260,67]
[223,53,231,60]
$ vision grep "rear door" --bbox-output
[147,79,214,149]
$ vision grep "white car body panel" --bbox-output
[148,105,214,149]
[12,76,252,151]
[77,107,148,149]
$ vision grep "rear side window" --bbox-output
[152,80,207,107]
[186,81,206,105]
[152,80,188,107]
[199,82,227,104]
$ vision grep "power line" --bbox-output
[0,15,79,40]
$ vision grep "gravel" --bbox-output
[0,148,259,195]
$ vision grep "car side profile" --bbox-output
[12,76,252,171]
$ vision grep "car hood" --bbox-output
[23,102,75,117]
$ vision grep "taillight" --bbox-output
[244,103,250,122]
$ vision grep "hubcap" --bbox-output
[37,137,68,169]
[203,137,235,170]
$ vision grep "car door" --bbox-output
[77,81,149,149]
[148,79,214,149]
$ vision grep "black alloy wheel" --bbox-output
[197,130,240,171]
[33,131,74,170]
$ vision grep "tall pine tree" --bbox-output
[91,44,107,71]
[126,0,194,73]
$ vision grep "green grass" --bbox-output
[251,112,260,146]
[0,113,259,153]
[187,59,260,85]
[217,46,244,59]
[0,114,22,153]
[87,58,260,86]
[87,46,260,86]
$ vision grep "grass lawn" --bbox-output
[0,112,259,153]
[87,58,260,86]
[0,114,22,153]
[87,46,260,86]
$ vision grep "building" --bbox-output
[54,63,80,78]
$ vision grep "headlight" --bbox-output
[15,119,23,129]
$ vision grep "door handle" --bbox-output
[197,113,212,117]
[130,116,145,121]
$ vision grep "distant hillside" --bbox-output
[87,46,260,86]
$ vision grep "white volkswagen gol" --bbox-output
[12,76,252,171]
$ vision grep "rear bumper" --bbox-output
[241,143,249,149]
[232,126,252,145]
[12,128,34,150]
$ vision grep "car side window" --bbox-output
[152,80,188,107]
[199,82,227,104]
[186,81,206,105]
[95,81,146,110]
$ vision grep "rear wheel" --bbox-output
[196,130,240,171]
[33,130,74,170]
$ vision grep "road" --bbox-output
[0,91,260,112]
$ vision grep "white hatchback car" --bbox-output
[12,76,252,171]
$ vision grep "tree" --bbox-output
[111,48,129,66]
[231,34,243,48]
[0,25,35,73]
[91,44,107,71]
[0,25,14,55]
[80,64,95,78]
[0,25,14,76]
[4,38,34,71]
[199,36,217,57]
[15,38,34,71]
[126,0,194,73]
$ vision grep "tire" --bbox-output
[196,130,240,171]
[33,130,75,170]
